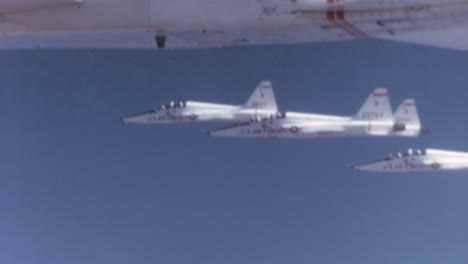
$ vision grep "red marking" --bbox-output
[403,103,415,106]
[326,0,335,22]
[373,93,388,97]
[325,1,368,38]
[336,9,345,20]
[326,10,335,22]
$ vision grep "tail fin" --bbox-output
[355,88,393,121]
[243,81,278,111]
[393,99,422,136]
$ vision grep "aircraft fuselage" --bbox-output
[122,101,277,124]
[208,113,395,138]
[353,149,468,172]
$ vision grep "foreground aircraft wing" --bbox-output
[375,27,468,51]
[296,0,468,51]
[0,0,82,15]
[1,0,468,50]
[0,0,83,26]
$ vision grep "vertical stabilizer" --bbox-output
[355,88,393,121]
[243,81,278,111]
[393,99,422,136]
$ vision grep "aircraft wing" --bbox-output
[334,2,468,51]
[0,0,468,50]
[374,26,468,51]
[0,0,82,15]
[159,0,468,51]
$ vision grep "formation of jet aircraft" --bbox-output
[1,0,468,50]
[123,81,468,173]
[352,149,468,172]
[124,82,426,139]
[208,89,426,138]
[3,1,464,173]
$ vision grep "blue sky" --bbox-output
[1,40,468,264]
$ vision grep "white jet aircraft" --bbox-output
[122,81,278,124]
[208,88,426,138]
[352,148,468,172]
[1,0,468,50]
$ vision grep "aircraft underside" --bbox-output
[0,0,468,50]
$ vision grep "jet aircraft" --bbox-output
[1,0,468,50]
[208,88,426,138]
[352,148,468,172]
[122,81,278,124]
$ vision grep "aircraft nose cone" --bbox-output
[209,123,257,137]
[208,127,239,137]
[351,162,386,172]
[350,164,367,172]
[207,129,223,137]
[121,113,150,124]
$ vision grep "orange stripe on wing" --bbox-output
[325,1,368,38]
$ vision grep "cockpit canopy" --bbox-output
[250,112,285,122]
[155,101,186,110]
[388,148,426,159]
[276,112,286,119]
